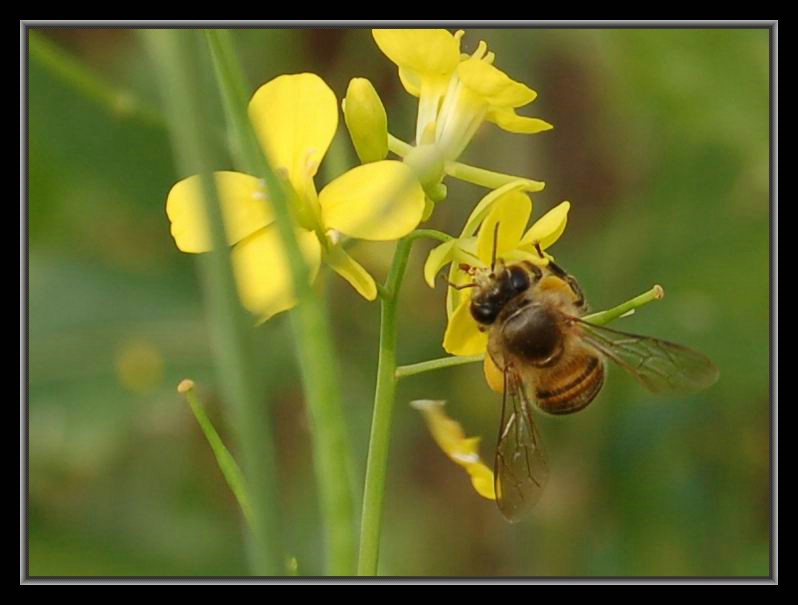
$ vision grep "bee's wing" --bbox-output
[575,319,719,394]
[494,366,549,522]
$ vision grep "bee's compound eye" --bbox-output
[508,266,530,294]
[470,300,498,325]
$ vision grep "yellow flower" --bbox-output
[372,29,552,163]
[166,73,425,321]
[423,180,571,357]
[410,400,495,500]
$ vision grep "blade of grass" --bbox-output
[142,29,282,576]
[205,29,357,576]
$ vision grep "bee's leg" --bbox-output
[534,243,586,308]
[520,260,543,282]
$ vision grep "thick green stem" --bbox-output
[143,30,282,575]
[206,30,356,575]
[357,235,417,576]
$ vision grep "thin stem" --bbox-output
[206,30,357,576]
[444,159,545,192]
[30,30,164,128]
[143,30,282,575]
[395,354,484,380]
[179,380,253,526]
[582,284,664,326]
[357,236,415,576]
[387,133,413,157]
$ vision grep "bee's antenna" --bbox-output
[440,275,478,291]
[491,222,500,272]
[534,241,544,259]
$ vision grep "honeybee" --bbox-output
[456,245,719,522]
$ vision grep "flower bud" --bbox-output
[343,78,388,164]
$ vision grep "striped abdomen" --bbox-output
[535,353,605,415]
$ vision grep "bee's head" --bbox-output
[461,261,533,325]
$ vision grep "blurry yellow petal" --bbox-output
[231,226,321,321]
[318,161,424,241]
[423,239,457,288]
[325,245,377,300]
[464,461,496,500]
[443,297,487,356]
[457,58,537,108]
[460,180,536,238]
[398,66,421,97]
[248,73,337,191]
[483,355,505,394]
[487,107,553,134]
[343,78,388,164]
[166,172,273,253]
[372,29,460,77]
[476,190,532,264]
[410,400,495,500]
[520,201,571,251]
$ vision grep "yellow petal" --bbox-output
[318,161,424,241]
[464,460,496,500]
[372,29,460,77]
[486,107,553,134]
[483,355,505,394]
[443,297,488,356]
[231,226,321,321]
[410,400,495,500]
[343,78,388,164]
[248,73,337,194]
[398,66,421,97]
[460,180,536,238]
[166,172,273,253]
[476,189,532,265]
[325,245,377,300]
[424,239,457,288]
[520,201,571,250]
[457,58,537,108]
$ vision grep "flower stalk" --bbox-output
[205,29,358,576]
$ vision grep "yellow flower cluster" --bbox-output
[165,29,571,503]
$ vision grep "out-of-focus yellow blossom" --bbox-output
[423,180,571,360]
[342,78,389,164]
[410,400,495,500]
[371,29,551,197]
[166,73,425,321]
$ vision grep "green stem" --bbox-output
[143,30,282,575]
[395,354,484,380]
[180,380,253,525]
[359,232,429,576]
[387,133,413,157]
[582,285,664,326]
[206,29,356,576]
[30,30,164,128]
[444,160,546,192]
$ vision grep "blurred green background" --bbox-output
[27,28,770,577]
